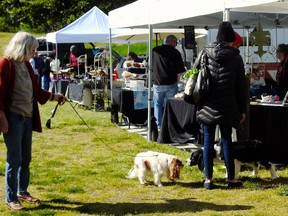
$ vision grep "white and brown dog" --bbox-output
[186,140,277,179]
[126,151,183,187]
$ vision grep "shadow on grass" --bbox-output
[32,198,253,215]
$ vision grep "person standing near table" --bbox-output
[196,22,247,189]
[0,31,67,211]
[152,35,186,128]
[276,43,288,100]
[42,55,54,91]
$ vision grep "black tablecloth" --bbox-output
[52,80,70,95]
[250,104,288,164]
[157,98,199,144]
[112,88,152,125]
[157,99,288,164]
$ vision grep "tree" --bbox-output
[0,0,135,33]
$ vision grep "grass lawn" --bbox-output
[0,101,287,215]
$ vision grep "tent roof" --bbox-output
[109,0,288,29]
[47,6,120,43]
[109,0,225,29]
[111,28,207,41]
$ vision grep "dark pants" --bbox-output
[203,124,235,180]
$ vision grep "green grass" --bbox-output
[0,102,287,215]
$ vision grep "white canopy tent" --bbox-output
[109,0,288,29]
[108,0,288,141]
[46,6,123,43]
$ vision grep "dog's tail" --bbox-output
[126,167,137,179]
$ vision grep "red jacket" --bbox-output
[0,57,52,132]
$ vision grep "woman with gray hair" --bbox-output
[0,31,67,211]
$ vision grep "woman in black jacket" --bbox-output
[197,22,247,189]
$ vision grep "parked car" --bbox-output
[36,37,54,58]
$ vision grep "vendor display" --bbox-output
[120,60,148,90]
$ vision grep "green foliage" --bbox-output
[183,67,199,79]
[0,0,136,33]
[112,41,158,57]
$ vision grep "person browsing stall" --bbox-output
[276,43,288,100]
[127,52,142,62]
[196,22,247,189]
[152,35,186,129]
[0,31,67,211]
[42,55,54,91]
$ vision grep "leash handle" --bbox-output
[51,102,59,118]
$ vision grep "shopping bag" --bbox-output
[184,51,209,104]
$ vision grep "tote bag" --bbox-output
[184,51,209,104]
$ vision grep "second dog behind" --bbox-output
[186,140,277,179]
[126,151,183,187]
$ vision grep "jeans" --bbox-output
[3,112,33,202]
[203,124,235,180]
[42,75,51,91]
[153,83,178,128]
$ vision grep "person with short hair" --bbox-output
[152,35,186,128]
[0,31,67,211]
[128,52,142,62]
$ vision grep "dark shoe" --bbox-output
[203,180,214,190]
[6,201,25,211]
[17,193,41,204]
[228,180,243,189]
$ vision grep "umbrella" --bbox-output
[45,102,59,129]
[112,28,206,46]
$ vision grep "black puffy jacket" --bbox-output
[196,42,247,128]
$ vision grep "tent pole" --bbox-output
[147,25,153,142]
[223,8,230,21]
[109,28,113,104]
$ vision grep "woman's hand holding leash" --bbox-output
[50,93,67,105]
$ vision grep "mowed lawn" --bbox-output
[0,101,287,215]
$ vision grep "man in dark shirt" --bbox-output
[152,35,186,128]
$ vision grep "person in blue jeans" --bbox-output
[0,31,67,211]
[196,22,247,189]
[152,35,186,128]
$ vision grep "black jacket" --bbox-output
[196,42,247,128]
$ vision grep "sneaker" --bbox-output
[203,180,214,190]
[227,180,243,189]
[17,193,41,204]
[6,201,25,211]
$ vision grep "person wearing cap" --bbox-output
[152,35,186,129]
[196,21,247,189]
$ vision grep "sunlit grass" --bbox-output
[0,101,287,215]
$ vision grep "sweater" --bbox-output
[0,57,52,132]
